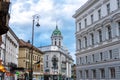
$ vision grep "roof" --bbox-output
[52,25,62,36]
[19,39,44,54]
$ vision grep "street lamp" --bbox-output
[29,14,40,80]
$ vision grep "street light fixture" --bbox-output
[29,14,40,80]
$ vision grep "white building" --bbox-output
[1,27,19,80]
[73,0,120,80]
[39,25,73,80]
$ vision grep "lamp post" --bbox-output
[29,14,40,80]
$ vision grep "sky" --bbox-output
[9,0,88,62]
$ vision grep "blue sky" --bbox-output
[9,0,88,62]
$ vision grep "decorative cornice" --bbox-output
[73,0,99,18]
[76,39,120,55]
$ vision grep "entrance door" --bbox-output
[53,75,58,80]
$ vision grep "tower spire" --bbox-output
[56,21,58,29]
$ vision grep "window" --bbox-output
[91,33,94,45]
[107,3,110,14]
[86,56,88,63]
[100,52,103,61]
[109,50,112,59]
[79,22,81,31]
[110,67,116,78]
[80,57,81,64]
[98,30,102,42]
[107,26,112,39]
[92,54,95,62]
[117,0,120,8]
[85,70,89,78]
[84,19,87,27]
[78,39,81,49]
[118,22,120,36]
[46,55,49,60]
[92,69,96,78]
[98,9,101,19]
[55,41,56,45]
[59,40,61,46]
[46,61,48,68]
[80,70,83,78]
[100,68,105,78]
[84,36,87,47]
[91,14,94,24]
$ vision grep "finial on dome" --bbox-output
[56,21,58,29]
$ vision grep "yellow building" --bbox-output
[18,39,44,80]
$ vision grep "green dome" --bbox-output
[52,25,61,36]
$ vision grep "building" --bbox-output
[71,64,76,80]
[39,25,73,80]
[1,27,19,80]
[0,0,10,35]
[73,0,120,80]
[19,39,44,80]
[0,0,11,79]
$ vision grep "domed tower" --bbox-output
[51,25,63,47]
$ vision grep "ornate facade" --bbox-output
[1,27,19,80]
[39,25,73,80]
[73,0,120,80]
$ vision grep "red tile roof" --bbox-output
[19,39,43,54]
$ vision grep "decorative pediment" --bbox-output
[102,19,111,26]
[112,13,120,22]
[94,23,102,30]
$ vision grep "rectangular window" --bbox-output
[80,70,83,78]
[109,50,112,59]
[98,9,101,19]
[107,3,110,14]
[80,57,81,64]
[46,61,48,68]
[118,22,120,36]
[100,52,103,61]
[46,55,49,60]
[78,39,81,49]
[86,56,87,63]
[85,70,89,78]
[91,14,94,24]
[79,22,81,31]
[91,33,94,45]
[92,54,95,62]
[84,36,87,47]
[98,30,102,42]
[107,26,112,39]
[84,19,87,27]
[117,0,120,8]
[100,68,105,78]
[110,67,116,78]
[92,69,96,78]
